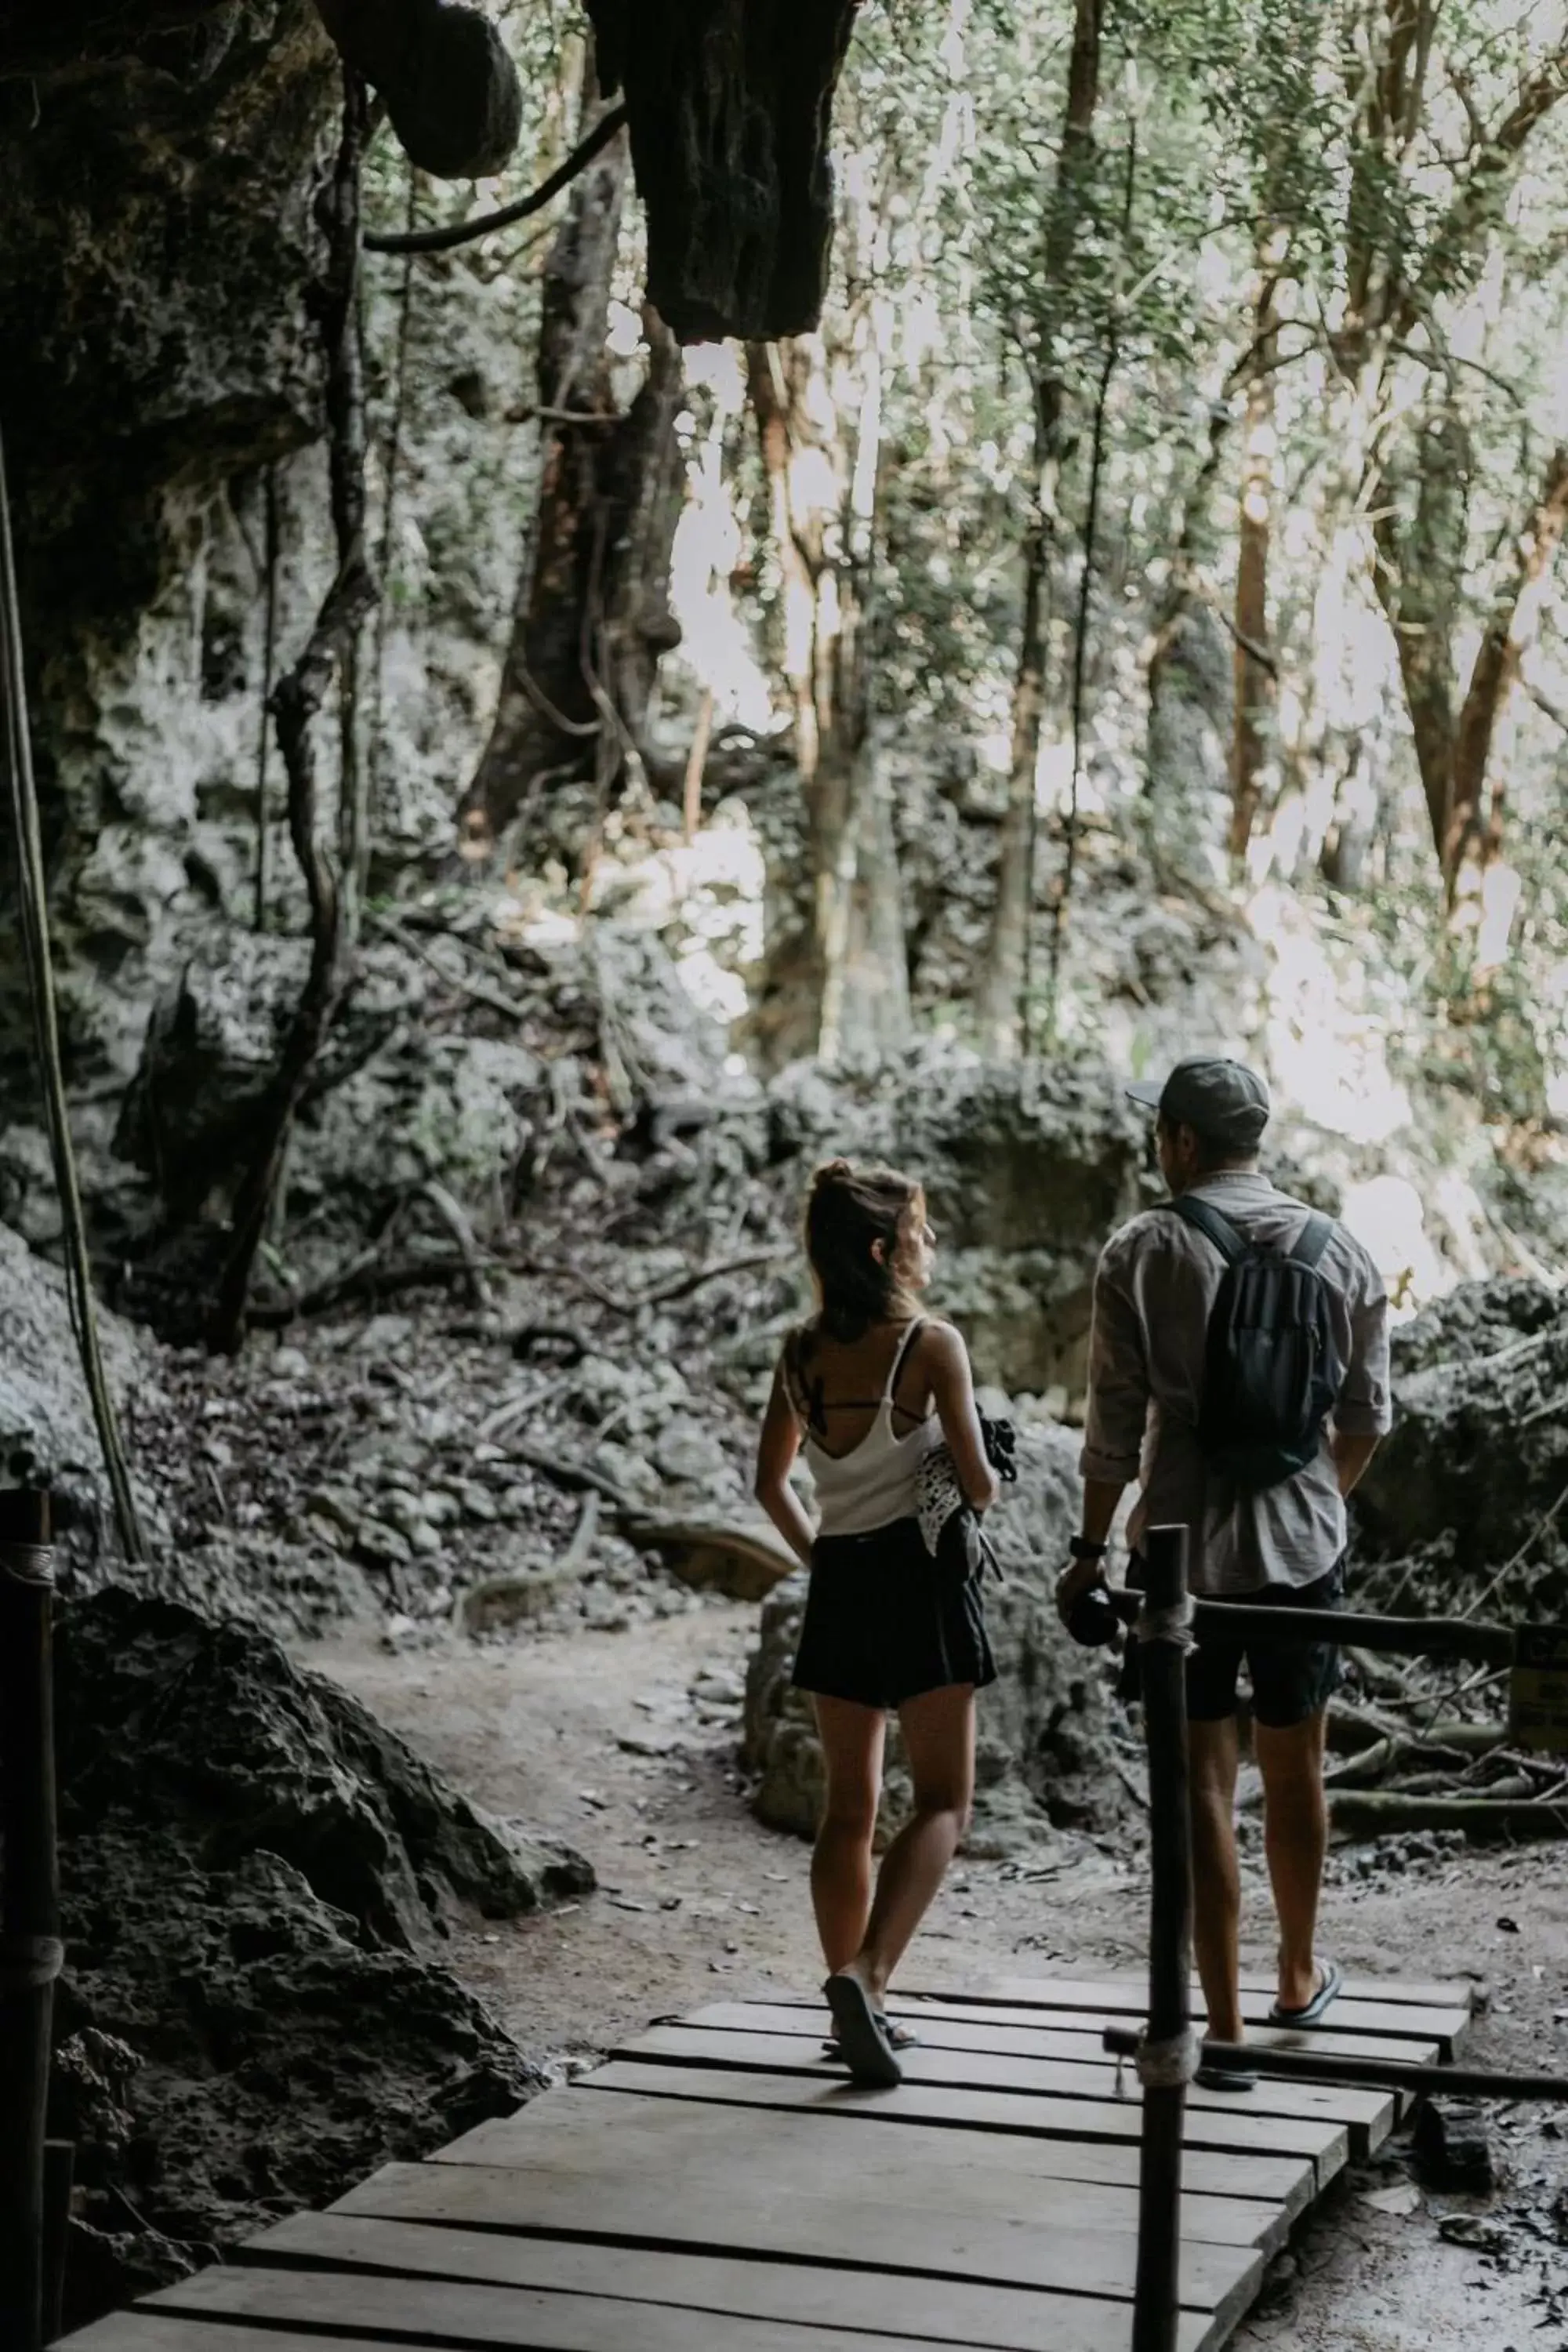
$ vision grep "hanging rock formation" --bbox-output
[314,0,522,179]
[586,0,862,339]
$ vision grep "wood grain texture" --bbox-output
[332,2155,1264,2319]
[429,2091,1289,2251]
[229,2211,1217,2352]
[615,2022,1393,2152]
[575,2057,1320,2214]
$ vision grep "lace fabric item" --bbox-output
[916,1414,1017,1586]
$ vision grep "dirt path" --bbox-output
[304,1601,1568,2350]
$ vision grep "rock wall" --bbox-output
[0,8,546,1243]
[1355,1277,1568,1604]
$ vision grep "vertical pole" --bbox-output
[42,2141,74,2345]
[0,1487,60,2352]
[1132,1521,1194,2352]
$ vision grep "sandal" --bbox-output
[823,1973,903,2088]
[822,2013,919,2058]
[1269,1958,1344,2028]
[1196,2062,1258,2092]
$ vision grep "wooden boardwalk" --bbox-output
[60,1969,1472,2352]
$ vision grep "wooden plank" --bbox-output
[579,2059,1320,2218]
[933,1977,1470,2059]
[1230,1969,1470,2013]
[335,2156,1264,2325]
[54,2328,414,2352]
[959,1967,1473,2013]
[620,2022,1395,2153]
[430,2091,1289,2252]
[132,2257,1163,2352]
[234,2211,1218,2352]
[692,1997,1443,2074]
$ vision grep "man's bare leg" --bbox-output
[1188,1716,1244,2044]
[1254,1708,1329,2015]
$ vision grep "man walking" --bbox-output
[1057,1056,1391,2078]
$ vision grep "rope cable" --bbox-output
[0,422,148,1563]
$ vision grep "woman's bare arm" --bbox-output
[926,1323,1000,1511]
[753,1364,817,1566]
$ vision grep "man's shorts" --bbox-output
[1185,1559,1345,1729]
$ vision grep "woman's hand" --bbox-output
[753,1365,817,1567]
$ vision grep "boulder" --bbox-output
[0,1219,160,1562]
[50,1588,593,2322]
[764,1057,1149,1397]
[56,1588,593,1948]
[742,1423,1127,1854]
[1356,1277,1568,1569]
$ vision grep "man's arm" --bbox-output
[1330,1249,1392,1497]
[1330,1428,1380,1497]
[1058,1244,1148,1626]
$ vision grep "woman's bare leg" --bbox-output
[843,1682,975,2005]
[811,1696,886,1971]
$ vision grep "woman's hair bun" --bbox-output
[811,1157,855,1192]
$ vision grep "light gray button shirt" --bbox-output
[1080,1171,1392,1595]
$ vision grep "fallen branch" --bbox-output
[503,1443,636,1515]
[1331,1790,1568,1840]
[248,1248,476,1326]
[367,908,533,1022]
[619,1512,798,1602]
[420,1178,492,1311]
[364,104,628,255]
[1323,1732,1481,1790]
[460,1494,602,1633]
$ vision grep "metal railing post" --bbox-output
[1131,1522,1194,2352]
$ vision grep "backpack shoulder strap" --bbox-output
[1167,1193,1246,1265]
[1289,1211,1334,1271]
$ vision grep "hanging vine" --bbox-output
[368,160,420,813]
[210,66,379,1352]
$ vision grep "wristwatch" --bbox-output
[1067,1535,1109,1563]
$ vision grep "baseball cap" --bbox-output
[1125,1055,1271,1150]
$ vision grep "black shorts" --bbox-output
[790,1515,997,1711]
[1185,1559,1345,1729]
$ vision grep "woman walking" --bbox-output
[753,1159,1000,2087]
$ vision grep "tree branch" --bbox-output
[364,104,629,255]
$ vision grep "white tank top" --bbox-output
[799,1320,935,1538]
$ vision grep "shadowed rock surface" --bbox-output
[49,1588,592,2325]
[1356,1276,1568,1590]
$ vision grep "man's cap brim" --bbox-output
[1124,1080,1164,1111]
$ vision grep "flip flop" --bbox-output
[1269,1957,1344,2027]
[1196,2063,1258,2092]
[822,2015,920,2058]
[823,1973,903,2088]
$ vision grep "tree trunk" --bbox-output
[747,329,906,1065]
[977,0,1102,1060]
[1374,439,1568,908]
[977,520,1047,1056]
[1229,274,1279,861]
[462,98,687,854]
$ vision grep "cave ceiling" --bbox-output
[1,0,863,339]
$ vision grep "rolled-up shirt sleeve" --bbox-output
[1334,1253,1392,1436]
[1080,1239,1150,1485]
